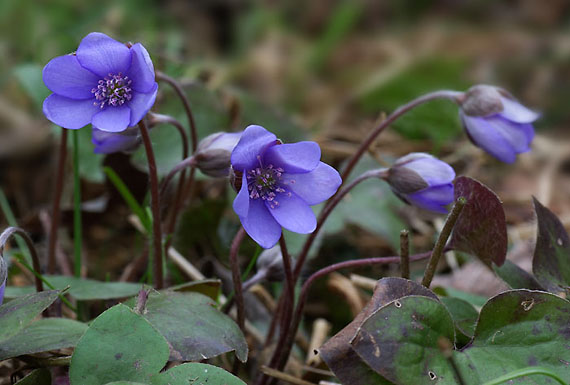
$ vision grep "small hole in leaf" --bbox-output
[313,349,318,355]
[428,371,437,380]
[394,300,402,308]
[522,299,534,311]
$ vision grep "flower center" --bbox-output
[247,161,287,209]
[91,73,133,109]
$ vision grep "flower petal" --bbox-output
[0,280,5,306]
[403,156,455,186]
[92,128,140,154]
[127,83,158,126]
[499,97,539,123]
[461,113,516,163]
[42,55,100,99]
[240,199,282,249]
[43,94,100,129]
[233,172,250,218]
[127,43,156,93]
[231,125,277,171]
[266,191,316,234]
[91,106,131,133]
[263,141,321,173]
[76,32,132,77]
[282,162,341,205]
[406,184,454,213]
[486,116,534,153]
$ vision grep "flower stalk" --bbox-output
[72,130,82,278]
[421,197,466,288]
[138,120,164,289]
[47,128,68,274]
[400,229,410,279]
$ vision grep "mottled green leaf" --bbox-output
[167,279,221,301]
[532,197,570,295]
[0,318,87,360]
[320,278,438,385]
[151,363,246,385]
[440,296,478,344]
[136,291,248,362]
[69,304,170,385]
[493,260,544,291]
[0,289,61,341]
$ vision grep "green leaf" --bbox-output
[5,275,143,301]
[326,155,405,248]
[439,296,478,344]
[352,296,456,385]
[151,363,246,385]
[432,286,488,308]
[167,279,221,301]
[69,304,170,385]
[14,368,51,385]
[357,58,468,146]
[135,291,248,362]
[493,260,544,290]
[103,383,148,385]
[532,197,570,295]
[350,290,570,385]
[0,318,87,360]
[0,289,61,341]
[320,278,438,385]
[450,176,507,267]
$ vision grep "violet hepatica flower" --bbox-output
[231,125,341,248]
[459,85,539,163]
[385,153,455,213]
[43,32,158,132]
[92,127,142,154]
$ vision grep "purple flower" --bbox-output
[459,85,539,163]
[386,153,455,213]
[231,125,341,248]
[42,32,158,132]
[92,127,142,154]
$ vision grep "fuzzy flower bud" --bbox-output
[459,85,539,163]
[385,153,455,213]
[91,126,142,154]
[195,132,243,177]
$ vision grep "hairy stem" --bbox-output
[229,227,247,333]
[155,71,198,153]
[139,120,164,289]
[421,197,466,288]
[72,130,82,278]
[47,128,68,274]
[400,229,410,279]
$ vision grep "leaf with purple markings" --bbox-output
[532,197,570,296]
[319,278,438,385]
[449,176,507,267]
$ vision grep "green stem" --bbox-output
[72,130,82,278]
[482,367,566,385]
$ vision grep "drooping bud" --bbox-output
[195,132,242,177]
[92,126,142,154]
[458,85,539,163]
[385,153,455,213]
[460,85,505,117]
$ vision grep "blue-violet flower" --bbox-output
[92,127,142,154]
[386,153,455,213]
[43,32,158,132]
[459,85,539,163]
[231,125,341,248]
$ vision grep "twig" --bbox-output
[260,366,317,385]
[400,229,410,279]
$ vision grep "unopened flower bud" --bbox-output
[385,153,455,213]
[256,246,286,283]
[195,132,242,177]
[458,85,539,163]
